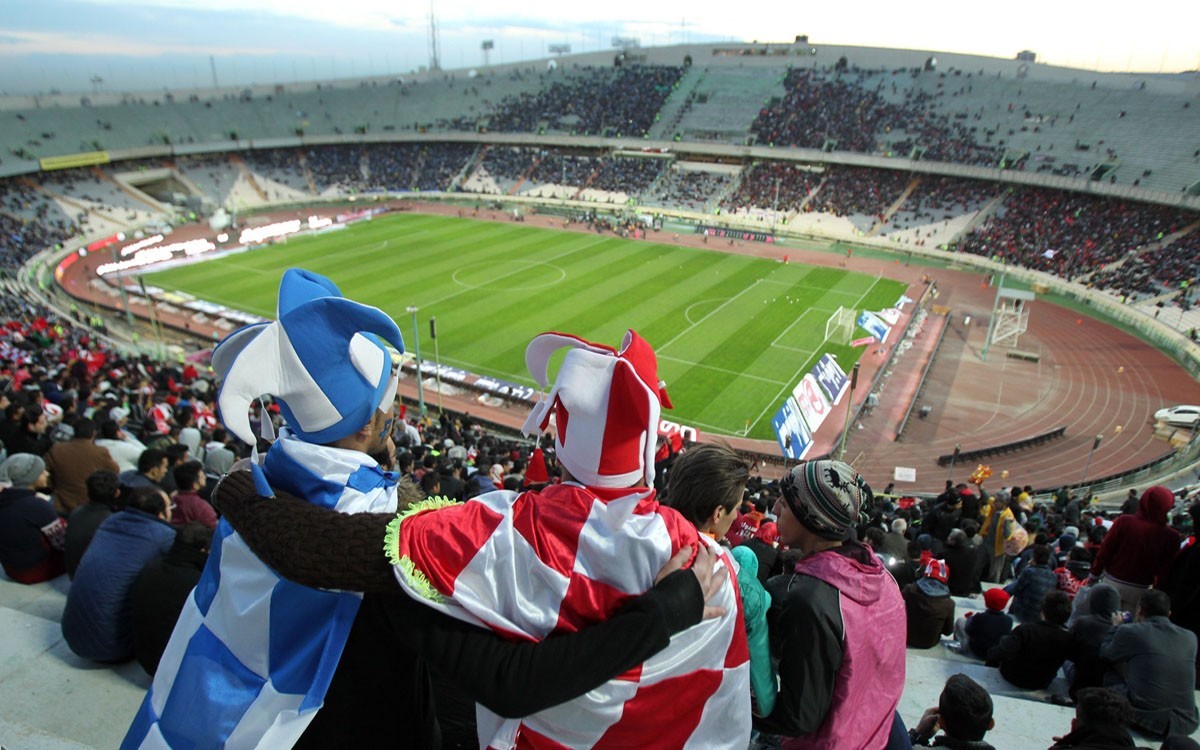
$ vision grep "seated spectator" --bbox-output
[988,590,1073,690]
[1101,590,1200,738]
[60,486,176,662]
[955,588,1014,661]
[94,418,146,473]
[119,447,170,491]
[158,443,192,495]
[169,460,217,530]
[1008,544,1059,622]
[908,673,996,749]
[1048,688,1137,749]
[0,453,65,583]
[203,427,236,477]
[882,517,909,562]
[1055,546,1092,598]
[945,528,984,597]
[64,469,122,579]
[890,540,925,589]
[44,417,119,516]
[904,558,956,648]
[1067,583,1119,699]
[131,522,213,675]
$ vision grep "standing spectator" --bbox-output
[988,591,1073,690]
[61,486,175,662]
[904,558,956,649]
[1047,688,1138,750]
[882,517,909,562]
[1090,485,1181,612]
[945,528,984,597]
[1100,590,1200,738]
[1008,545,1059,622]
[64,469,122,579]
[44,417,119,516]
[908,674,996,749]
[759,460,906,748]
[131,522,213,675]
[0,453,64,583]
[168,460,217,530]
[980,493,1017,582]
[956,588,1014,661]
[1120,489,1140,516]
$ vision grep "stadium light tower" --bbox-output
[406,306,426,416]
[428,0,441,72]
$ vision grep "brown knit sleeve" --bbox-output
[211,470,399,593]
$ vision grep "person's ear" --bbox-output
[987,718,995,730]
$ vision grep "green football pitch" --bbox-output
[144,213,909,441]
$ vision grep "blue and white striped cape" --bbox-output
[123,437,398,749]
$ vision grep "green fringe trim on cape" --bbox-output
[383,496,460,603]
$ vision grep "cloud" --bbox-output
[0,30,279,58]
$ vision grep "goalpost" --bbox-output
[824,306,857,344]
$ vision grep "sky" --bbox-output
[1,0,1197,95]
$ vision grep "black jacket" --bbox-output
[988,620,1071,690]
[944,543,984,597]
[964,609,1013,661]
[1046,722,1137,749]
[213,471,707,749]
[131,537,207,675]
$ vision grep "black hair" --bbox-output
[99,420,120,440]
[137,448,168,474]
[173,460,204,491]
[938,674,993,741]
[864,527,886,548]
[71,417,96,440]
[85,469,121,508]
[176,521,214,552]
[1042,590,1072,626]
[420,471,441,494]
[1074,688,1132,727]
[165,443,191,463]
[1140,589,1171,618]
[1032,544,1052,566]
[126,486,167,517]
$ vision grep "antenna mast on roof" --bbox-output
[428,0,441,72]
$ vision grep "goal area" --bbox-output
[825,306,857,343]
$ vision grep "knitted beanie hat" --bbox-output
[212,269,404,446]
[984,588,1011,612]
[780,459,871,540]
[2,453,45,487]
[521,330,671,488]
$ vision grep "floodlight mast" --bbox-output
[428,0,441,72]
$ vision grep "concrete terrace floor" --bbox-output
[3,573,1199,749]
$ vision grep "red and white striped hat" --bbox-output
[522,330,672,489]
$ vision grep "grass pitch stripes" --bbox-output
[144,213,908,440]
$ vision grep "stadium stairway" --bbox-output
[647,66,706,141]
[868,176,923,237]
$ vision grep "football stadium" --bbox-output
[2,10,1200,749]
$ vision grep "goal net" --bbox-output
[824,306,857,344]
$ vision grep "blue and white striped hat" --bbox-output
[212,269,404,446]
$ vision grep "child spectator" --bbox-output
[988,590,1073,690]
[955,588,1014,661]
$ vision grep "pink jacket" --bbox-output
[783,547,907,750]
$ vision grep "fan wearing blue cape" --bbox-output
[123,269,723,750]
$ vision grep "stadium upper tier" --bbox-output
[2,42,1197,195]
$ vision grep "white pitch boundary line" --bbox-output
[760,278,863,299]
[658,278,765,353]
[741,275,885,437]
[658,354,791,386]
[769,308,819,350]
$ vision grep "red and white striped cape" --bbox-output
[390,482,751,750]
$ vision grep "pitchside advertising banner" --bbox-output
[771,354,850,460]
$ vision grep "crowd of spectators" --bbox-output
[3,271,1200,747]
[589,157,664,194]
[886,176,999,231]
[957,187,1192,279]
[749,67,1000,166]
[807,165,912,218]
[454,65,683,138]
[1091,231,1200,304]
[649,169,732,211]
[724,162,822,213]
